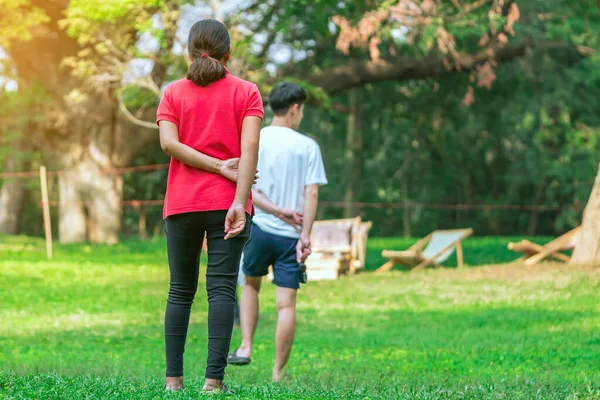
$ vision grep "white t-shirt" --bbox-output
[253,126,328,239]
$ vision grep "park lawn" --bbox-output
[1,235,600,399]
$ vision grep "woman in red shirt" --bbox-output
[156,19,262,393]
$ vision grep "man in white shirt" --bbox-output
[228,82,327,381]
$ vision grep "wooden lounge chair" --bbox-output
[305,217,362,280]
[507,226,580,265]
[351,221,373,274]
[375,228,474,273]
[264,217,372,282]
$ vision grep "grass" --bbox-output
[1,235,600,399]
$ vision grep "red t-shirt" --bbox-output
[156,70,264,219]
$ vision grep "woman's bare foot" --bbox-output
[272,369,287,382]
[235,345,251,359]
[202,378,227,392]
[203,378,232,393]
[165,376,184,391]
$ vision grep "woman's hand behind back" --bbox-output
[219,158,258,184]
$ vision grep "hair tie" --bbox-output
[201,53,209,58]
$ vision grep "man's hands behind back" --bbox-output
[296,234,311,263]
[277,208,303,231]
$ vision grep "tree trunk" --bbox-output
[402,178,411,237]
[0,155,30,234]
[55,155,123,244]
[571,162,600,265]
[211,0,222,21]
[47,108,139,244]
[527,183,545,236]
[42,105,155,244]
[343,89,363,218]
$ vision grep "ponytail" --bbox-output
[186,19,231,87]
[186,55,227,87]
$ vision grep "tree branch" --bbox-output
[150,3,180,87]
[212,0,222,21]
[117,91,158,130]
[253,1,281,60]
[461,0,493,15]
[308,40,592,96]
[258,31,278,60]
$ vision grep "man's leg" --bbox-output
[228,224,275,364]
[273,286,297,381]
[270,236,302,381]
[235,275,262,358]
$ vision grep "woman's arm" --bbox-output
[233,116,261,206]
[224,116,261,239]
[159,120,257,183]
[159,120,223,173]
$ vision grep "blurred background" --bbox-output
[4,2,600,398]
[1,0,599,242]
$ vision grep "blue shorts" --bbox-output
[242,224,301,289]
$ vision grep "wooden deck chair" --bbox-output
[311,217,361,254]
[507,226,580,266]
[375,228,474,273]
[265,217,362,282]
[351,221,373,274]
[304,217,362,280]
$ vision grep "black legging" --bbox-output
[164,211,250,379]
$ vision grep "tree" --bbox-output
[245,0,598,227]
[572,165,600,265]
[1,0,181,243]
[566,1,600,264]
[254,1,597,95]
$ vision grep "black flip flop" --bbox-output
[227,349,251,365]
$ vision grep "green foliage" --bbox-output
[2,237,600,399]
[119,85,160,110]
[298,41,600,236]
[264,77,332,109]
[3,0,600,239]
[61,0,183,39]
[0,84,46,168]
[65,0,161,23]
[0,0,49,48]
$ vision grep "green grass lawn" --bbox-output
[1,235,599,399]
